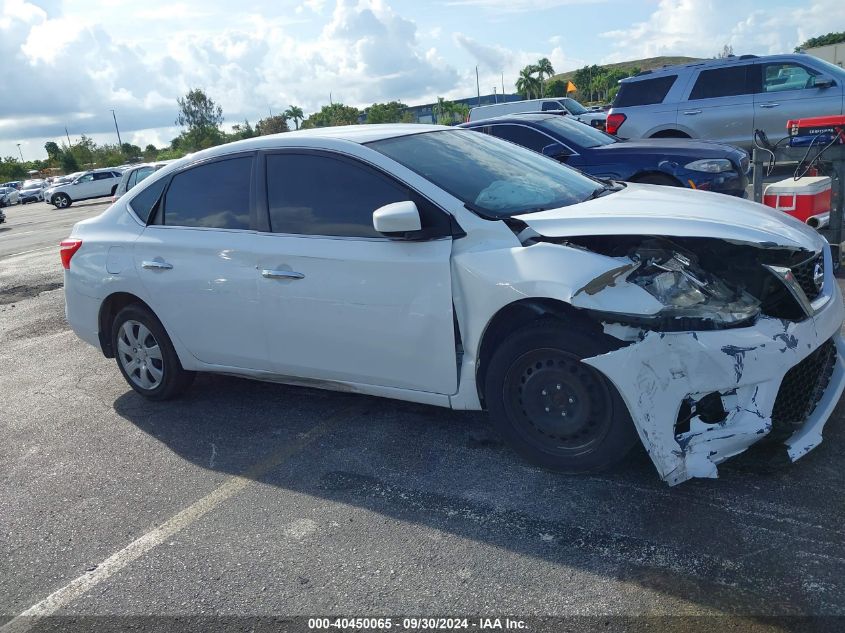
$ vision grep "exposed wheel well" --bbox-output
[475,299,602,407]
[649,129,690,139]
[98,292,155,358]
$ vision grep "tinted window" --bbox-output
[541,101,562,111]
[128,177,168,224]
[489,124,554,152]
[763,63,818,92]
[689,65,752,99]
[128,166,154,192]
[93,172,112,180]
[613,75,677,107]
[561,98,588,115]
[77,174,94,183]
[162,157,252,229]
[369,130,601,218]
[267,154,418,238]
[537,116,616,149]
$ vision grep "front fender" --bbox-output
[448,240,661,410]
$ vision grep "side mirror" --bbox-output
[542,142,573,161]
[814,75,836,89]
[373,201,421,235]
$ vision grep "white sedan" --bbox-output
[62,124,845,485]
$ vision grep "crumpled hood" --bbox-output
[515,182,825,252]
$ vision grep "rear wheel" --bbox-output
[112,304,195,400]
[53,193,71,208]
[484,321,638,473]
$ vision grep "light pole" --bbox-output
[110,109,123,150]
[16,143,24,162]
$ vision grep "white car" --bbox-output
[45,168,123,208]
[469,97,607,128]
[62,125,845,485]
[0,186,20,206]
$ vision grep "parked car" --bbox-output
[606,53,845,150]
[19,180,45,203]
[44,168,123,208]
[0,186,20,206]
[1,181,22,191]
[62,125,844,486]
[469,97,607,128]
[113,160,175,202]
[461,113,749,196]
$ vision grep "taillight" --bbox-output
[60,239,83,270]
[606,112,626,136]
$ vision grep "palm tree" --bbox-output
[433,97,452,125]
[284,105,304,130]
[535,58,555,97]
[516,66,541,99]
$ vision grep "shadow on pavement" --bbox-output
[113,372,845,618]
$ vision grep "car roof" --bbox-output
[178,124,450,164]
[617,53,821,83]
[462,112,559,126]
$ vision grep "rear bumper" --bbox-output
[64,271,102,350]
[583,248,845,485]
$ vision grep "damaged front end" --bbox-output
[529,232,845,484]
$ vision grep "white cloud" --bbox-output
[0,0,460,156]
[600,0,845,62]
[443,0,605,12]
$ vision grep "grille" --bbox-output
[771,338,837,435]
[792,253,824,301]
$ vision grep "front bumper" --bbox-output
[583,248,845,485]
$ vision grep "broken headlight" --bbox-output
[628,248,760,326]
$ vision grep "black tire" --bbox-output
[634,173,681,187]
[110,184,117,196]
[53,193,72,209]
[484,320,638,474]
[112,304,195,401]
[650,130,690,139]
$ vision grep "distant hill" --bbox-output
[550,56,702,82]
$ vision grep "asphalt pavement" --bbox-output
[2,198,845,632]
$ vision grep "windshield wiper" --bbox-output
[585,186,612,201]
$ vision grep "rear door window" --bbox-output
[688,65,754,100]
[128,166,154,192]
[613,75,677,107]
[488,124,554,152]
[160,156,252,229]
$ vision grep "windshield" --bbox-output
[369,130,602,218]
[562,98,588,115]
[538,116,616,149]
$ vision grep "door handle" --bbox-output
[682,109,702,115]
[261,269,305,280]
[760,103,780,108]
[142,260,173,270]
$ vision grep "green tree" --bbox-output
[255,115,289,135]
[176,88,224,131]
[143,144,159,161]
[301,103,360,128]
[535,57,555,97]
[121,142,142,157]
[44,141,62,163]
[796,31,845,51]
[60,150,80,173]
[516,65,542,99]
[715,44,734,58]
[546,78,567,98]
[366,101,409,124]
[284,105,304,130]
[230,119,258,140]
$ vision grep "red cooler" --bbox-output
[763,176,831,225]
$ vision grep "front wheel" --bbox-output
[112,304,195,400]
[53,193,71,208]
[484,321,638,474]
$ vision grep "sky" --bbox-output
[1,0,843,160]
